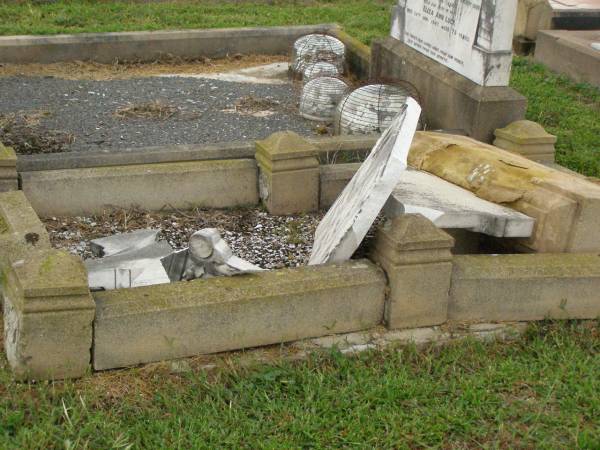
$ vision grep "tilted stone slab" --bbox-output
[309,98,421,265]
[384,169,535,238]
[92,260,386,370]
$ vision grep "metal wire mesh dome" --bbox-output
[291,34,345,77]
[303,62,341,82]
[300,77,350,122]
[334,84,415,135]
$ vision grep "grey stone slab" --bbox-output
[384,169,535,238]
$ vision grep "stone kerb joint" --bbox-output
[494,120,557,163]
[370,214,455,330]
[255,131,320,215]
[0,143,18,192]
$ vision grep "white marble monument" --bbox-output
[391,0,518,86]
[309,98,422,265]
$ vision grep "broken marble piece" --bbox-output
[85,229,173,290]
[384,169,535,238]
[309,97,422,265]
[161,228,263,282]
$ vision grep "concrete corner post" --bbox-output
[494,120,557,163]
[255,131,320,215]
[0,144,18,192]
[371,214,455,330]
[2,249,95,381]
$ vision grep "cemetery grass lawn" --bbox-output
[0,320,599,448]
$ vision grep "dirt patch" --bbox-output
[0,54,288,81]
[114,100,179,120]
[0,110,74,155]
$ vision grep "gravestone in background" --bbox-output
[371,0,526,142]
[391,0,517,86]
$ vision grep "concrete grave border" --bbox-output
[1,131,600,380]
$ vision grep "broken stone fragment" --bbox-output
[161,228,263,282]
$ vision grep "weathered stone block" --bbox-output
[21,159,259,216]
[535,30,600,88]
[319,163,360,209]
[449,253,600,322]
[3,249,95,380]
[494,120,557,162]
[371,214,454,330]
[93,260,386,370]
[256,131,319,215]
[0,144,18,192]
[409,132,600,253]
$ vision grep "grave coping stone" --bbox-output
[494,120,557,145]
[0,144,17,167]
[256,131,319,161]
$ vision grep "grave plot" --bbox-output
[0,55,316,154]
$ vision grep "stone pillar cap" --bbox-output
[381,214,455,251]
[256,131,318,161]
[494,120,557,145]
[0,143,17,167]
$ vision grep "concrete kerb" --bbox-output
[0,24,339,64]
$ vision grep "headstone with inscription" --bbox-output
[391,0,518,86]
[309,98,421,265]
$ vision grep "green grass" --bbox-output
[1,1,598,177]
[511,57,600,178]
[0,0,395,45]
[1,321,599,448]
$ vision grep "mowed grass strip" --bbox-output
[0,321,599,448]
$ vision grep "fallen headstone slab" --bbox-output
[384,169,535,238]
[309,97,421,265]
[409,132,600,253]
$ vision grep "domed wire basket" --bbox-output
[290,33,346,79]
[299,76,351,122]
[333,81,422,135]
[302,61,341,83]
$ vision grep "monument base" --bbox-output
[371,38,527,143]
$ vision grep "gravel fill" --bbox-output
[43,208,324,270]
[43,207,382,270]
[0,75,315,153]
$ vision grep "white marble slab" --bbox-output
[391,0,518,86]
[309,98,422,265]
[384,169,535,238]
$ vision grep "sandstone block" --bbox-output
[409,132,600,253]
[449,253,600,322]
[256,131,319,215]
[494,120,557,163]
[371,214,454,329]
[93,260,386,370]
[3,249,94,380]
[21,159,259,216]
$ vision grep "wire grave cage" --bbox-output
[333,82,422,135]
[303,61,341,82]
[290,34,346,79]
[299,76,350,122]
